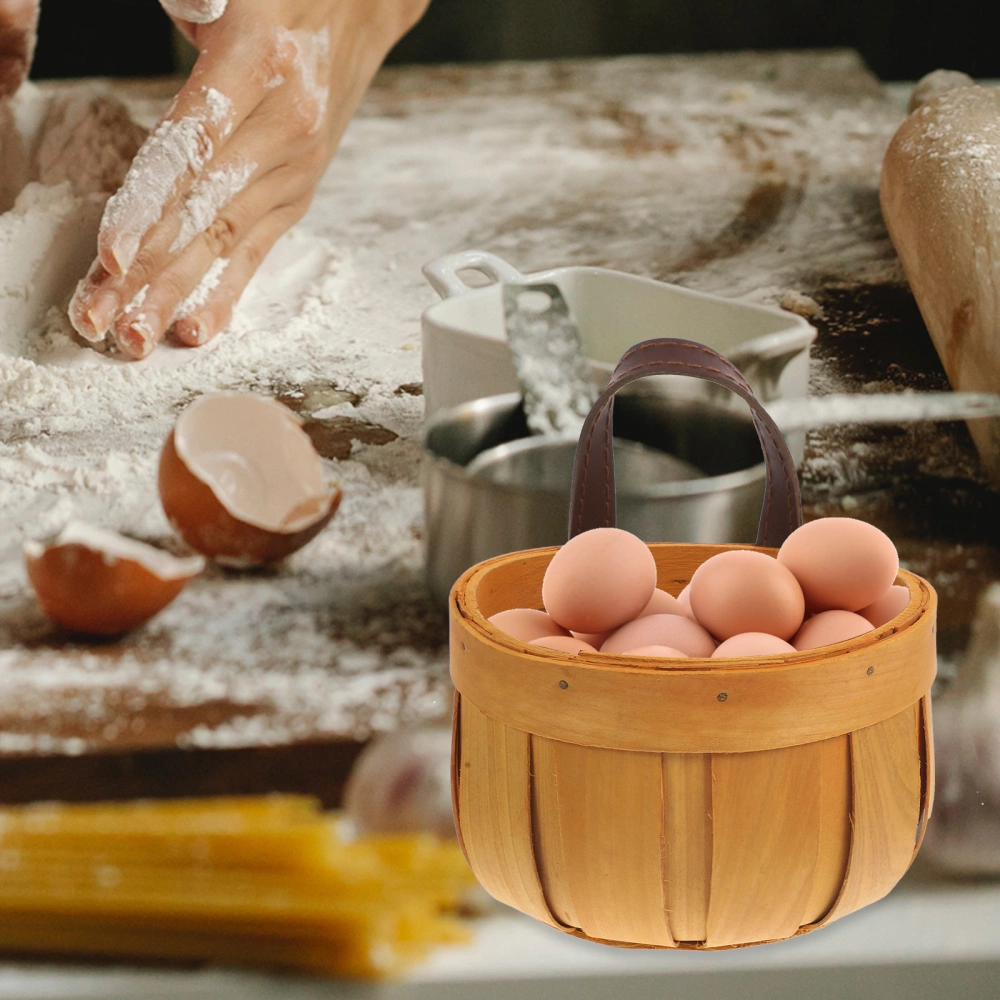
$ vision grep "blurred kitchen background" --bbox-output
[28,0,996,82]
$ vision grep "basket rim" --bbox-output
[449,542,937,753]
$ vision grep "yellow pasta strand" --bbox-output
[0,796,476,979]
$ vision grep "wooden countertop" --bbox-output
[1,50,994,803]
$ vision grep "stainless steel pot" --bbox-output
[422,390,766,605]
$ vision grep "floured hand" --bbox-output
[0,0,39,98]
[69,0,430,360]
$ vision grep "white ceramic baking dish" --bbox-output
[420,250,817,462]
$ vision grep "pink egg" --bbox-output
[542,528,656,633]
[488,608,571,642]
[676,584,696,621]
[711,632,797,658]
[571,629,613,647]
[792,610,874,651]
[689,550,804,641]
[777,517,899,613]
[601,614,717,658]
[621,645,689,658]
[858,585,911,628]
[637,588,685,618]
[530,635,597,654]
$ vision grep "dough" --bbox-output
[34,92,146,195]
[0,98,27,212]
[907,68,975,115]
[0,84,147,357]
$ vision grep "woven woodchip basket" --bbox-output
[448,339,936,950]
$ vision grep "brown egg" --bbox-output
[792,610,874,651]
[637,588,685,618]
[777,517,899,613]
[620,645,689,658]
[24,521,205,636]
[488,608,570,642]
[712,632,797,658]
[159,393,342,566]
[601,613,717,657]
[676,584,696,621]
[530,635,597,654]
[571,629,613,648]
[689,550,805,641]
[858,585,911,628]
[541,527,656,633]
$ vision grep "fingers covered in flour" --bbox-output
[172,199,311,348]
[96,81,236,277]
[70,0,427,359]
[69,29,324,352]
[90,20,305,280]
[109,166,312,358]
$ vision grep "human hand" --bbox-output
[69,0,429,359]
[0,0,39,98]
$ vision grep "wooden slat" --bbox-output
[661,752,712,942]
[456,701,558,927]
[705,742,822,947]
[451,692,471,868]
[529,735,582,929]
[532,740,674,946]
[821,703,923,924]
[801,735,851,926]
[913,694,935,857]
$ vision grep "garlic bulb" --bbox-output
[922,583,1000,874]
[342,727,455,838]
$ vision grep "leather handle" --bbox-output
[568,338,803,547]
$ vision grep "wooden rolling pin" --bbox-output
[881,70,1000,481]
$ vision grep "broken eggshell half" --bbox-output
[24,521,206,636]
[159,392,342,566]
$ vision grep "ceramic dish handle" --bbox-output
[569,338,803,548]
[422,250,523,299]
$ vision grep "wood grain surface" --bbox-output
[0,50,981,808]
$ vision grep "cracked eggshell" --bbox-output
[159,393,342,566]
[24,521,205,636]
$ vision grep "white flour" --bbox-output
[171,159,255,252]
[172,256,228,320]
[99,114,213,274]
[34,92,147,196]
[203,86,233,136]
[123,283,149,314]
[277,26,331,134]
[0,181,105,355]
[158,0,229,24]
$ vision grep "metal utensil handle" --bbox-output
[569,337,803,547]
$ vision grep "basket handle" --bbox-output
[568,337,803,547]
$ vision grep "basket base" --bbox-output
[560,918,827,951]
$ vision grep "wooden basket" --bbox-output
[448,339,936,950]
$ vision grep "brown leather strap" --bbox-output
[569,338,803,547]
